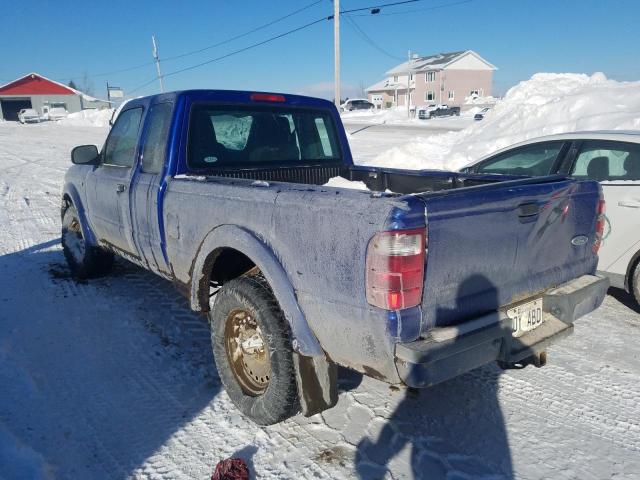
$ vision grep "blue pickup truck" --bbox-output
[62,90,608,425]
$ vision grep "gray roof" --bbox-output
[385,50,494,75]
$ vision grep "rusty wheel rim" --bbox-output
[224,308,271,396]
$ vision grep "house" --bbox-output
[0,72,111,121]
[366,50,496,109]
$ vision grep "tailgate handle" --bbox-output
[518,202,539,217]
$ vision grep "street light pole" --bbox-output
[334,0,340,108]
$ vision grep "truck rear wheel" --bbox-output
[210,273,299,425]
[61,204,113,278]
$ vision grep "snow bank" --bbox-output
[366,73,640,171]
[58,108,114,127]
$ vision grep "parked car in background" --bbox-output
[18,108,40,123]
[62,90,607,425]
[42,107,68,121]
[340,98,375,112]
[474,107,491,121]
[418,105,460,119]
[461,131,640,305]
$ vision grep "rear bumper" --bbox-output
[395,274,609,388]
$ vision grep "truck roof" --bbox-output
[125,89,336,111]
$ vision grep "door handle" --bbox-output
[618,200,640,208]
[116,183,126,193]
[518,202,539,217]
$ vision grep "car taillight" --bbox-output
[593,198,605,254]
[366,227,427,310]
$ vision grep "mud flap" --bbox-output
[293,352,338,417]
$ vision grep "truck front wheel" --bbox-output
[61,204,113,278]
[210,274,300,425]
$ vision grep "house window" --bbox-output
[425,71,436,83]
[448,91,455,100]
[393,75,398,82]
[469,89,482,97]
[425,91,435,102]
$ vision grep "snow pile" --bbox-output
[464,94,499,105]
[366,73,640,170]
[323,176,369,190]
[59,108,114,127]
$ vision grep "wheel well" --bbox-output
[199,247,257,310]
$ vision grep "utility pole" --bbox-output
[407,50,411,119]
[152,35,165,93]
[333,0,340,108]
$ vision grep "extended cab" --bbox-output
[62,90,608,425]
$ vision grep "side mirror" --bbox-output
[71,145,100,165]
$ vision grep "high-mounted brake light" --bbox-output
[250,93,286,103]
[593,198,606,254]
[366,227,427,310]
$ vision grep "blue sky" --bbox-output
[1,0,639,100]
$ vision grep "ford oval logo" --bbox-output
[571,235,589,246]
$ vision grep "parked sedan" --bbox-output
[18,109,40,124]
[340,99,375,112]
[461,131,640,305]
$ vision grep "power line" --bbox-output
[128,16,329,94]
[348,0,476,16]
[60,0,323,82]
[129,0,471,95]
[343,14,403,61]
[162,0,323,63]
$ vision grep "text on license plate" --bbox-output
[507,298,544,337]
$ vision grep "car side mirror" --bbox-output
[71,145,100,165]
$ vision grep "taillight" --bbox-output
[250,93,286,102]
[593,198,605,254]
[366,227,427,310]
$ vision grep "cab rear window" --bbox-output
[187,104,342,170]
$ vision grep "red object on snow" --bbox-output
[211,458,249,480]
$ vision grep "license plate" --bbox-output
[507,298,544,337]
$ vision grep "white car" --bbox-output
[43,107,68,121]
[461,131,640,305]
[18,108,40,124]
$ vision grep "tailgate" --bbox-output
[418,176,601,329]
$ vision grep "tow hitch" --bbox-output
[498,350,547,370]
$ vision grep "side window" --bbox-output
[103,107,143,167]
[314,117,333,157]
[142,103,173,174]
[571,140,640,181]
[476,142,564,176]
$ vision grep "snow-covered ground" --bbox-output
[364,73,640,170]
[1,84,640,479]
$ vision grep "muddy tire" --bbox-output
[631,261,640,307]
[61,204,113,278]
[210,274,299,425]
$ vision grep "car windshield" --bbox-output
[187,104,342,170]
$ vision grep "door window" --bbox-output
[103,107,143,167]
[571,140,640,181]
[142,103,173,174]
[475,142,564,175]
